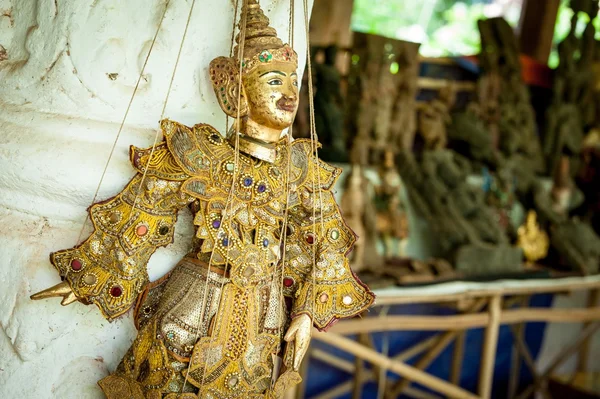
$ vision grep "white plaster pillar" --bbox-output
[0,0,312,397]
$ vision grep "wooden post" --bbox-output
[352,354,364,399]
[507,296,530,399]
[352,333,369,399]
[450,331,466,387]
[518,0,560,63]
[328,306,600,334]
[509,326,551,399]
[478,295,502,399]
[577,289,599,373]
[508,322,523,399]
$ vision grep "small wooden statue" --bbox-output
[341,165,368,271]
[417,84,456,151]
[551,156,574,216]
[376,150,409,258]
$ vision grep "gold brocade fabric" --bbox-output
[51,120,375,398]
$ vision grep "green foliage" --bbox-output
[351,0,425,41]
[420,2,486,57]
[351,0,522,57]
[351,0,597,67]
[549,0,599,69]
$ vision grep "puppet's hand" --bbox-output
[284,313,312,371]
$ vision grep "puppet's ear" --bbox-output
[209,56,248,118]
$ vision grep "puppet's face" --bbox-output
[242,61,299,134]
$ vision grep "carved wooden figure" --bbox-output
[30,2,374,398]
[375,150,409,259]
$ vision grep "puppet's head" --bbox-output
[210,0,299,142]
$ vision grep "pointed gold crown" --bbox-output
[234,0,298,72]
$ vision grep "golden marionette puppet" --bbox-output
[31,1,374,398]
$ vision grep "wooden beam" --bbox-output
[401,387,444,399]
[518,0,560,63]
[395,335,439,361]
[509,326,540,379]
[313,331,481,399]
[543,322,600,378]
[372,278,600,306]
[311,334,440,399]
[388,299,488,397]
[327,306,600,334]
[478,296,502,399]
[312,380,355,399]
[311,348,354,372]
[387,331,460,398]
[515,322,600,399]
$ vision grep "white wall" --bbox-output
[0,1,312,398]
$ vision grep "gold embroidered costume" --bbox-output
[31,1,374,398]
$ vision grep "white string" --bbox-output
[269,0,296,368]
[187,0,248,394]
[128,0,199,222]
[303,0,324,336]
[71,0,172,261]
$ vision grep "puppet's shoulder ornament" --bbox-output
[289,139,341,192]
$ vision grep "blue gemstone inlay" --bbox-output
[212,219,221,229]
[262,238,269,247]
[222,238,229,246]
[257,184,267,193]
[243,177,253,187]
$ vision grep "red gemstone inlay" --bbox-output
[71,259,82,271]
[110,286,123,297]
[306,234,315,244]
[136,225,148,236]
[283,277,294,288]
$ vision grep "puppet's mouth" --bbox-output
[276,98,296,112]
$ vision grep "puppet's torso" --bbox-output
[49,120,374,398]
